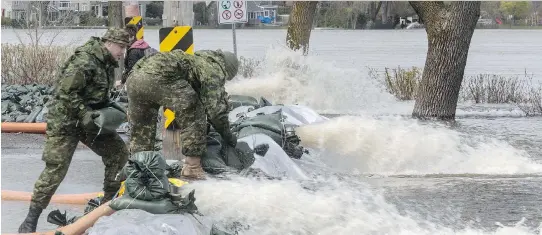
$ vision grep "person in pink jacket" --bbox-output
[122,24,158,85]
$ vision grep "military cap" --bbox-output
[218,50,239,81]
[102,27,130,47]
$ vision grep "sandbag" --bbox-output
[122,151,170,201]
[229,95,260,109]
[109,194,179,214]
[230,111,306,159]
[201,141,235,174]
[231,112,285,145]
[124,176,169,201]
[237,126,283,146]
[35,106,48,123]
[201,132,255,174]
[110,188,198,215]
[228,95,274,110]
[225,141,255,170]
[94,106,127,134]
[24,106,43,123]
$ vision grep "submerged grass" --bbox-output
[369,66,542,116]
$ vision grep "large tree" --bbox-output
[500,1,532,21]
[286,1,318,55]
[146,1,164,18]
[409,1,481,121]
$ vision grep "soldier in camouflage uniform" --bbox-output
[126,49,239,179]
[18,28,131,233]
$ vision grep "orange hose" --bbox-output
[2,231,56,235]
[1,122,47,134]
[2,201,116,235]
[1,190,102,205]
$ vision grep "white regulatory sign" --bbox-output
[218,0,247,24]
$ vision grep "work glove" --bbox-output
[81,111,100,130]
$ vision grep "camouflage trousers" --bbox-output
[126,73,207,157]
[125,107,164,152]
[30,118,129,209]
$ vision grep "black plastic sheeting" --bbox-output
[86,209,231,235]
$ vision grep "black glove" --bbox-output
[81,111,100,130]
[109,102,127,114]
[222,131,238,148]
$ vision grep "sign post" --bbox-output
[157,25,195,161]
[217,0,247,56]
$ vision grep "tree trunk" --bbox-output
[108,2,124,28]
[370,2,382,22]
[381,1,388,24]
[410,1,481,120]
[387,1,393,21]
[286,1,318,55]
[108,1,124,82]
[366,1,382,29]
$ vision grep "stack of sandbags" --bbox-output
[111,151,198,215]
[1,84,53,123]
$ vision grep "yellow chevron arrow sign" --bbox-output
[164,108,175,129]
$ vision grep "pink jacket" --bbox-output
[129,39,150,50]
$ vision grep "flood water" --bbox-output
[1,28,542,234]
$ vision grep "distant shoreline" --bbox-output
[3,25,542,30]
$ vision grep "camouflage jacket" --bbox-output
[132,49,233,136]
[49,37,118,120]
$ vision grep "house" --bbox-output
[47,0,90,24]
[7,1,29,21]
[2,0,149,24]
[246,1,278,26]
[2,1,13,18]
[399,15,419,25]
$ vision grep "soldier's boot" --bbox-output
[18,205,43,233]
[181,156,206,180]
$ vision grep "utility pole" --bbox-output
[162,1,194,27]
[108,1,124,82]
[161,1,194,161]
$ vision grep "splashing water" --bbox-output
[182,176,541,235]
[218,47,542,235]
[226,46,409,115]
[88,46,542,234]
[227,47,542,176]
[295,115,542,175]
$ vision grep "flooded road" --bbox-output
[2,28,542,234]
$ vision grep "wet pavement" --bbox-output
[1,133,108,233]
